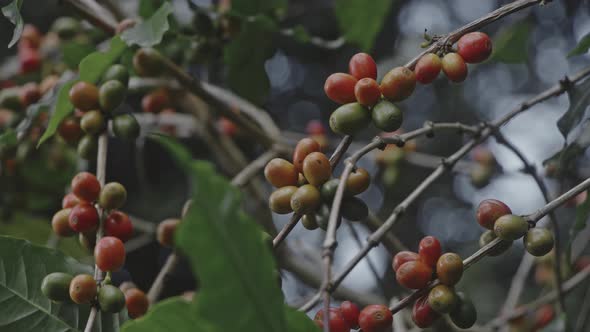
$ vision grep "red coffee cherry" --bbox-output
[57,117,83,144]
[476,199,512,230]
[264,158,299,188]
[125,288,150,319]
[358,304,393,332]
[324,73,358,104]
[396,260,433,289]
[306,120,325,136]
[19,47,41,73]
[441,53,468,82]
[104,210,134,242]
[412,294,440,328]
[68,202,99,233]
[349,53,378,80]
[436,253,464,286]
[533,304,555,330]
[157,218,181,247]
[62,193,80,209]
[293,138,321,173]
[52,208,75,237]
[217,117,237,137]
[457,32,492,63]
[415,53,442,84]
[302,152,331,186]
[354,78,381,107]
[21,24,42,49]
[69,81,100,111]
[71,172,101,202]
[419,236,442,267]
[392,251,419,272]
[314,307,350,332]
[69,274,97,304]
[340,301,360,329]
[95,236,126,272]
[19,82,41,106]
[141,89,170,113]
[380,66,416,102]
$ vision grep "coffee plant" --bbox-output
[0,0,590,331]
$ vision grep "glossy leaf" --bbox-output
[120,298,213,332]
[334,0,394,51]
[557,78,590,139]
[568,32,590,58]
[491,19,532,64]
[36,80,76,147]
[61,41,95,69]
[121,2,173,47]
[2,0,23,48]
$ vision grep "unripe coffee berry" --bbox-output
[105,210,134,242]
[419,236,442,267]
[62,193,80,209]
[324,73,358,104]
[113,114,140,140]
[302,152,331,186]
[358,304,392,332]
[476,199,512,230]
[341,196,369,221]
[99,182,127,210]
[436,253,463,286]
[264,158,298,188]
[69,81,99,111]
[457,32,492,63]
[449,292,477,329]
[396,260,433,289]
[329,102,371,135]
[340,301,360,329]
[157,218,181,247]
[412,294,440,328]
[380,66,416,102]
[69,274,97,304]
[125,288,149,318]
[314,308,350,332]
[292,138,321,173]
[103,64,130,86]
[349,53,377,80]
[354,78,381,107]
[99,80,126,112]
[428,284,457,314]
[470,164,493,188]
[52,208,75,237]
[442,53,468,82]
[346,168,370,196]
[69,202,99,233]
[371,100,403,132]
[415,53,442,84]
[71,172,101,202]
[98,284,126,313]
[301,214,319,230]
[80,110,105,135]
[494,214,528,241]
[41,272,73,302]
[290,184,321,215]
[320,178,341,202]
[77,134,98,160]
[269,186,297,214]
[392,251,420,272]
[479,230,512,256]
[133,48,164,77]
[95,236,126,272]
[524,228,554,257]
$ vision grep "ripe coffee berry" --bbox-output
[324,73,358,104]
[340,301,360,329]
[533,304,555,330]
[354,78,381,107]
[52,209,75,237]
[19,82,41,106]
[57,117,83,144]
[449,292,477,329]
[125,288,150,318]
[69,202,99,233]
[269,186,298,214]
[358,304,393,332]
[412,294,440,328]
[494,214,528,241]
[349,53,378,80]
[302,152,331,186]
[142,89,170,113]
[330,102,371,135]
[441,53,468,82]
[69,81,99,111]
[264,158,298,188]
[415,53,442,84]
[306,120,325,136]
[62,193,80,209]
[95,236,126,272]
[41,272,73,302]
[371,100,403,132]
[105,210,134,242]
[99,182,127,210]
[419,236,442,267]
[479,230,512,256]
[380,66,416,102]
[476,199,512,230]
[392,251,420,272]
[157,218,181,247]
[98,284,126,313]
[71,172,101,202]
[457,32,492,63]
[436,253,463,286]
[428,284,457,313]
[524,228,554,257]
[314,308,350,332]
[396,260,433,289]
[293,138,321,173]
[69,274,97,304]
[290,184,321,214]
[346,168,370,195]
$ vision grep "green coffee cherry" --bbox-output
[493,214,528,241]
[340,196,368,221]
[80,110,105,135]
[301,214,319,230]
[269,186,297,214]
[290,184,321,215]
[372,100,403,132]
[479,230,512,256]
[98,284,126,313]
[383,166,399,188]
[428,285,458,314]
[470,164,493,188]
[113,114,140,140]
[320,179,340,203]
[524,228,554,256]
[99,182,127,210]
[77,134,98,160]
[99,80,126,112]
[329,103,371,135]
[449,292,477,329]
[41,272,73,302]
[102,64,129,86]
[133,48,164,77]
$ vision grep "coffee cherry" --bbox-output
[346,168,370,195]
[95,236,126,272]
[372,100,403,132]
[302,152,331,186]
[264,158,298,188]
[99,182,127,210]
[314,308,350,332]
[69,82,99,111]
[324,73,358,104]
[392,251,420,272]
[320,178,340,202]
[354,78,381,107]
[133,48,164,77]
[290,184,321,215]
[105,210,134,242]
[533,304,555,330]
[349,53,378,80]
[141,89,170,113]
[125,288,149,318]
[441,53,468,82]
[103,64,130,86]
[457,32,492,63]
[340,196,368,221]
[306,120,325,136]
[494,214,528,241]
[436,253,463,286]
[19,47,41,74]
[479,230,512,256]
[77,134,98,160]
[419,236,442,268]
[397,260,433,289]
[340,301,360,329]
[157,218,181,247]
[69,202,99,233]
[80,110,105,135]
[98,284,126,313]
[62,193,80,209]
[358,304,392,332]
[415,53,442,84]
[380,67,416,102]
[476,199,512,230]
[41,272,73,302]
[301,214,319,230]
[21,24,41,49]
[99,80,126,112]
[52,17,80,39]
[269,186,298,214]
[428,284,457,314]
[449,292,477,329]
[330,102,371,135]
[58,117,83,144]
[412,294,440,328]
[72,172,101,202]
[69,274,97,304]
[293,138,321,173]
[52,209,75,237]
[113,114,140,140]
[524,228,554,257]
[19,82,41,106]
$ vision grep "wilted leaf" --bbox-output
[568,32,590,58]
[121,2,173,47]
[2,0,23,48]
[334,0,394,51]
[491,19,532,64]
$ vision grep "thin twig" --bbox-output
[364,211,408,254]
[147,253,180,303]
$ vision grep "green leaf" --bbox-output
[285,307,321,332]
[120,298,214,332]
[61,42,95,69]
[2,0,23,48]
[334,0,393,52]
[491,19,532,64]
[138,0,165,19]
[121,2,173,47]
[287,25,311,44]
[0,129,17,145]
[232,0,287,17]
[557,78,590,139]
[223,16,277,105]
[36,80,76,148]
[568,32,590,58]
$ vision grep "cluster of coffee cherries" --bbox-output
[58,63,140,159]
[265,138,370,228]
[476,199,554,257]
[314,301,392,332]
[392,236,475,329]
[469,145,497,188]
